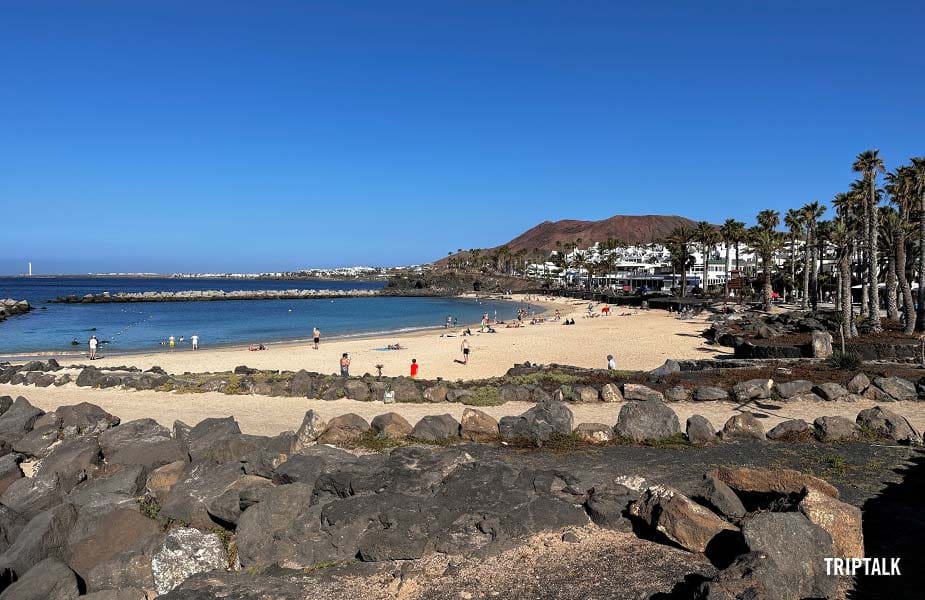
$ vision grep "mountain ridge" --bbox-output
[483,214,701,257]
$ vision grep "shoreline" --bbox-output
[0,293,563,365]
[2,295,719,381]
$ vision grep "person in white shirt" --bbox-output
[607,354,616,370]
[191,335,199,350]
[88,336,99,360]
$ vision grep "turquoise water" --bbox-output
[0,277,522,355]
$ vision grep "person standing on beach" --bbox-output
[340,353,350,377]
[191,334,199,350]
[461,339,470,365]
[607,354,616,370]
[313,327,320,350]
[410,358,419,378]
[88,335,98,360]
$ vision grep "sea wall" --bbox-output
[49,289,381,303]
[4,360,925,410]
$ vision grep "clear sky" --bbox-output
[1,1,923,274]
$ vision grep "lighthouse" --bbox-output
[28,262,32,276]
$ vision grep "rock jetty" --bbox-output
[50,289,381,303]
[0,299,31,323]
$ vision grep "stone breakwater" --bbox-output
[6,359,925,413]
[49,288,382,303]
[0,388,898,599]
[0,299,31,323]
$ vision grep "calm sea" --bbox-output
[0,277,522,356]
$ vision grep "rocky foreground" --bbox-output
[0,388,922,599]
[0,301,30,324]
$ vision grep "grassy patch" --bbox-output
[507,372,580,387]
[225,373,242,394]
[542,432,587,452]
[824,455,850,477]
[857,424,885,441]
[348,429,410,452]
[828,351,862,370]
[460,386,504,406]
[136,497,160,520]
[606,370,634,381]
[507,432,589,451]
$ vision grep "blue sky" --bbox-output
[1,1,923,274]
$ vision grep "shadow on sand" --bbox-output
[851,449,925,598]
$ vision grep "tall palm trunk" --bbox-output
[811,238,820,310]
[918,189,925,330]
[859,245,869,318]
[762,253,773,309]
[867,181,881,328]
[839,248,855,337]
[788,235,795,302]
[886,245,899,321]
[897,208,916,333]
[801,228,811,309]
[815,236,824,308]
[725,243,731,298]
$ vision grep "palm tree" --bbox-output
[750,210,781,309]
[879,207,901,321]
[719,219,742,289]
[852,149,886,330]
[845,180,869,317]
[829,216,857,338]
[695,221,719,291]
[886,165,917,333]
[784,209,803,303]
[496,245,511,274]
[910,157,925,330]
[757,209,780,231]
[799,202,826,309]
[814,220,832,307]
[748,222,784,310]
[665,226,695,297]
[467,249,479,272]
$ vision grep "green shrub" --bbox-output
[508,372,580,386]
[136,497,160,520]
[827,351,861,370]
[225,374,242,394]
[461,386,505,406]
[557,384,577,402]
[349,429,409,452]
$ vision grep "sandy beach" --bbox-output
[41,295,726,380]
[8,294,923,436]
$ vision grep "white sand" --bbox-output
[42,296,727,380]
[8,294,923,436]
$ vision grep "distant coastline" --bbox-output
[1,273,385,282]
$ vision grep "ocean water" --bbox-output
[0,277,522,356]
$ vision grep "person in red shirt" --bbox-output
[410,358,419,378]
